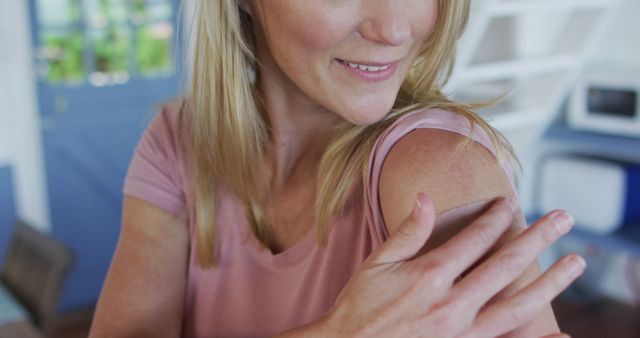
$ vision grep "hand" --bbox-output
[320,193,584,338]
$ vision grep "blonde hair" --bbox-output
[185,0,516,267]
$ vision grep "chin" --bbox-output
[339,106,392,126]
[338,99,396,126]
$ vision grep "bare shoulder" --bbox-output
[378,127,514,235]
[378,127,561,336]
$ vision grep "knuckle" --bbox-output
[427,274,448,291]
[539,221,560,246]
[429,299,460,331]
[421,258,446,275]
[419,268,448,291]
[474,207,513,235]
[421,257,455,291]
[492,198,516,217]
[490,198,511,212]
[395,224,425,249]
[550,268,572,291]
[472,223,495,248]
[435,297,476,332]
[507,299,532,325]
[438,296,468,316]
[498,253,525,277]
[396,223,417,242]
[551,274,567,292]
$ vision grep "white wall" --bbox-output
[0,0,50,231]
[590,0,640,68]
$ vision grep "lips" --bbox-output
[336,59,393,72]
[335,58,399,83]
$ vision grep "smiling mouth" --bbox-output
[335,58,399,83]
[335,59,394,72]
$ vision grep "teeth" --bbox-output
[346,61,390,72]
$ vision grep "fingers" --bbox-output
[422,197,516,280]
[369,193,436,265]
[465,254,585,338]
[454,209,574,308]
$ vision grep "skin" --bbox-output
[90,1,582,336]
[378,129,561,337]
[247,0,438,252]
[248,0,570,336]
[248,0,436,186]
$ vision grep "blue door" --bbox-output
[0,166,17,267]
[28,0,182,310]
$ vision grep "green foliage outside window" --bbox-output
[133,0,147,21]
[137,25,173,76]
[39,0,174,84]
[43,32,84,83]
[69,0,81,22]
[93,28,129,73]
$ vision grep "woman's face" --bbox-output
[250,0,439,125]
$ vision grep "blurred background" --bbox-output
[0,0,638,337]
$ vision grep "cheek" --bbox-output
[410,0,439,42]
[268,6,347,61]
[294,18,344,52]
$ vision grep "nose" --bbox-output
[359,1,412,46]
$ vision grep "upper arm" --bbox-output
[89,196,189,337]
[378,128,559,337]
[379,128,513,224]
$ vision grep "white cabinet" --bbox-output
[454,0,623,162]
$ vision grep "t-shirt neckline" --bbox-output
[233,197,317,268]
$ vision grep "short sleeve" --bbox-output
[363,108,519,243]
[124,103,187,217]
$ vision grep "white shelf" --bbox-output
[460,54,580,83]
[487,110,548,132]
[452,0,621,138]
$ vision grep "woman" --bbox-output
[90,1,584,337]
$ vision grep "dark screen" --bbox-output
[587,87,636,118]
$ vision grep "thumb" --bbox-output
[369,193,436,265]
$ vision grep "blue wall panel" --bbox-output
[26,0,181,311]
[0,166,17,267]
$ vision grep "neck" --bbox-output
[257,58,342,193]
[261,88,340,191]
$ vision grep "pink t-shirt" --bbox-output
[123,102,518,337]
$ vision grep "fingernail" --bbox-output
[567,255,586,278]
[507,197,518,212]
[551,210,574,233]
